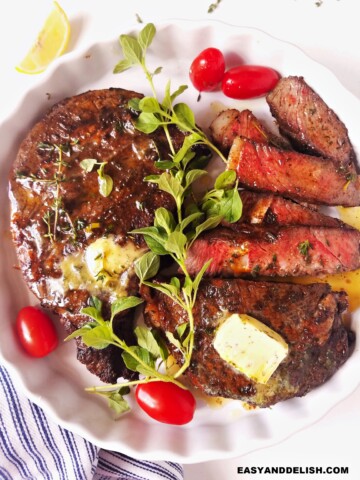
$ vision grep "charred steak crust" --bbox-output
[266,76,357,171]
[142,278,354,407]
[9,88,185,383]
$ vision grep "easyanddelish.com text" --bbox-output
[237,466,349,475]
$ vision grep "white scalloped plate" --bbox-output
[0,19,359,463]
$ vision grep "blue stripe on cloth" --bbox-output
[29,402,69,480]
[166,462,184,477]
[0,364,184,480]
[0,366,52,478]
[59,428,89,480]
[95,451,183,480]
[0,364,97,479]
[0,413,32,479]
[0,466,13,480]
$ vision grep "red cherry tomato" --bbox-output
[16,306,58,358]
[135,381,196,425]
[189,47,225,92]
[222,65,280,99]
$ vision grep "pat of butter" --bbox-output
[85,237,142,281]
[213,313,288,384]
[59,236,145,299]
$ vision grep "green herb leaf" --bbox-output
[178,212,204,232]
[81,325,113,349]
[193,215,223,240]
[98,173,113,197]
[80,158,98,172]
[298,240,312,259]
[185,169,207,188]
[119,34,143,65]
[151,329,169,361]
[135,326,162,358]
[110,296,143,321]
[220,188,243,223]
[131,226,168,255]
[158,172,184,200]
[122,346,155,372]
[81,306,104,323]
[113,58,133,74]
[135,112,162,133]
[143,281,183,304]
[165,331,184,352]
[164,231,187,258]
[154,160,176,170]
[64,324,95,342]
[107,390,131,416]
[170,85,188,103]
[170,276,181,291]
[154,208,176,234]
[173,103,196,130]
[176,322,189,339]
[192,259,212,296]
[128,97,141,111]
[89,296,103,312]
[139,96,162,113]
[172,133,202,164]
[138,23,156,52]
[144,235,169,255]
[214,170,237,190]
[134,251,160,282]
[98,163,113,197]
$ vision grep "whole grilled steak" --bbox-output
[142,278,354,407]
[185,225,360,277]
[9,88,185,382]
[266,76,357,171]
[228,136,360,206]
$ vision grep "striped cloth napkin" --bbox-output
[0,364,183,480]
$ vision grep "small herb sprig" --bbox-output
[18,141,78,242]
[208,0,223,13]
[80,158,113,197]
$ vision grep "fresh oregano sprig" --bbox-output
[113,23,227,164]
[65,295,185,415]
[71,23,243,416]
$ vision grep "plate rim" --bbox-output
[1,18,359,463]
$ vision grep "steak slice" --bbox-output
[235,190,344,228]
[142,278,354,407]
[266,76,357,171]
[210,108,290,153]
[185,225,360,278]
[9,87,186,383]
[228,136,360,206]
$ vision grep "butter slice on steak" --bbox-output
[142,278,354,407]
[9,88,185,383]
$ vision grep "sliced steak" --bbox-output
[235,190,344,227]
[210,108,290,153]
[185,225,360,277]
[266,76,357,171]
[228,136,360,206]
[142,278,354,407]
[9,87,186,383]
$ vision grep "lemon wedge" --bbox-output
[16,1,70,74]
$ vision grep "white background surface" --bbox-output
[1,0,359,478]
